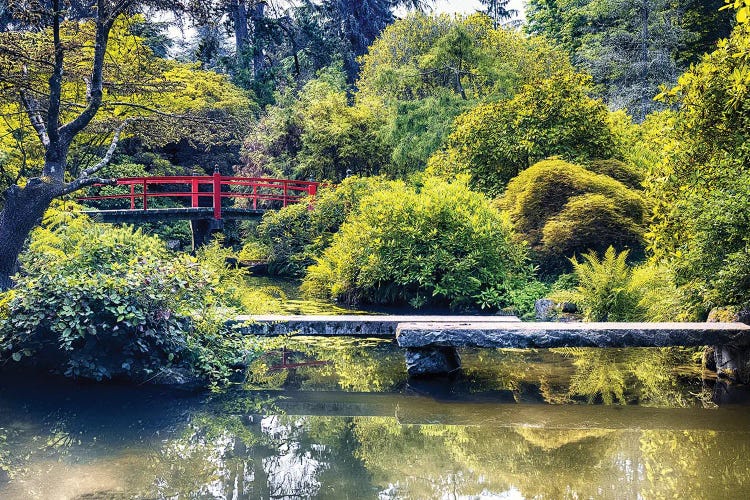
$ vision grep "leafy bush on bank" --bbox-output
[498,159,646,275]
[0,207,255,388]
[255,176,393,277]
[301,178,540,313]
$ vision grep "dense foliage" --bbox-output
[241,66,390,181]
[525,0,733,121]
[0,1,747,341]
[427,73,616,195]
[0,208,252,387]
[301,178,539,313]
[357,12,571,103]
[551,247,687,322]
[498,159,646,274]
[256,176,392,277]
[0,17,255,197]
[645,10,750,314]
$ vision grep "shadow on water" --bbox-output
[3,342,750,498]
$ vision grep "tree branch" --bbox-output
[60,176,117,196]
[79,119,133,178]
[46,0,64,146]
[59,0,133,144]
[19,88,50,147]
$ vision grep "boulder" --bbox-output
[708,306,750,325]
[404,346,461,377]
[534,298,579,321]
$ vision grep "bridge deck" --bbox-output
[84,207,266,223]
[236,314,520,338]
[395,321,750,348]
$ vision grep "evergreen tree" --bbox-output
[479,0,518,28]
[526,0,733,121]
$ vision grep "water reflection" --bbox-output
[1,343,749,499]
[247,340,709,408]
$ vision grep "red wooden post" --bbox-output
[283,181,288,207]
[142,178,148,210]
[130,184,135,209]
[307,183,317,210]
[253,184,257,210]
[191,176,199,208]
[213,169,222,219]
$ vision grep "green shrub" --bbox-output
[585,159,644,190]
[426,72,616,196]
[550,247,688,322]
[541,193,645,264]
[301,178,537,311]
[498,159,646,275]
[256,176,394,277]
[0,209,253,387]
[551,247,640,322]
[238,240,271,262]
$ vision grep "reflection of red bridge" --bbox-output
[78,173,322,248]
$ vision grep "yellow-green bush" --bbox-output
[541,193,645,264]
[256,176,395,277]
[550,247,688,322]
[426,72,616,196]
[585,159,644,190]
[498,159,646,275]
[301,178,538,312]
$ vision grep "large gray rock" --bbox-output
[714,345,750,383]
[404,346,461,377]
[535,299,557,321]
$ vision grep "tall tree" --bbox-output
[0,0,251,290]
[577,0,685,121]
[479,0,518,29]
[526,0,734,121]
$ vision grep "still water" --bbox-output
[2,340,750,499]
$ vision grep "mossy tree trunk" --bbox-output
[0,0,135,290]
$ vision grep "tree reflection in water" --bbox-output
[1,344,748,498]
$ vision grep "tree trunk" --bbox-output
[0,179,59,290]
[639,0,650,122]
[232,0,249,56]
[251,1,266,79]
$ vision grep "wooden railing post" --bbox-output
[307,183,317,210]
[253,184,257,210]
[191,174,199,208]
[283,181,288,207]
[142,178,148,210]
[213,169,222,220]
[129,184,135,209]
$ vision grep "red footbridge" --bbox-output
[78,173,323,247]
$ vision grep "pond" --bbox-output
[2,340,750,499]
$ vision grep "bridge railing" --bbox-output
[77,172,321,219]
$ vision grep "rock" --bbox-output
[395,322,750,349]
[708,306,750,325]
[404,346,461,377]
[535,299,579,321]
[535,299,557,321]
[561,302,578,313]
[714,345,750,384]
[166,239,181,251]
[149,366,207,391]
